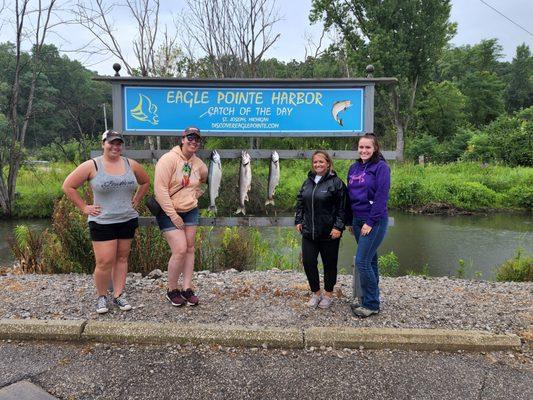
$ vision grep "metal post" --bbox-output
[102,104,108,131]
[352,256,362,304]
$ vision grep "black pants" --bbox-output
[302,236,340,293]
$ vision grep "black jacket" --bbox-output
[294,170,347,241]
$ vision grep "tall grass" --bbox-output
[6,161,533,219]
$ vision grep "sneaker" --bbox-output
[181,288,199,306]
[306,294,322,308]
[166,289,186,306]
[318,295,333,309]
[113,293,132,311]
[352,306,379,318]
[96,295,109,314]
[350,302,362,312]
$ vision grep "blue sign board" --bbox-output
[123,86,364,135]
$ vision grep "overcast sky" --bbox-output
[1,0,532,75]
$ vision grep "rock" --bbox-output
[147,269,163,279]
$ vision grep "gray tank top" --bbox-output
[88,156,139,224]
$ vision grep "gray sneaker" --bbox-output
[352,306,379,318]
[306,294,322,308]
[318,296,333,309]
[113,293,132,311]
[96,295,108,314]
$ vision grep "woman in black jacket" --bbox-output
[295,150,347,309]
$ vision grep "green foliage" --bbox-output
[505,44,533,113]
[406,264,430,277]
[461,71,506,127]
[508,185,533,210]
[495,249,533,282]
[389,177,429,209]
[443,181,497,211]
[129,225,171,275]
[378,251,399,277]
[34,138,100,163]
[462,114,533,166]
[415,81,467,141]
[405,134,438,162]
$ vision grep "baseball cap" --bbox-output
[102,130,124,143]
[182,126,201,137]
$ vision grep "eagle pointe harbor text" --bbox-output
[166,90,324,107]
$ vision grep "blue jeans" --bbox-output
[353,216,388,311]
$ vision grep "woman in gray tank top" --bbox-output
[62,130,150,314]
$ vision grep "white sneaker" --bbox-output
[318,296,333,309]
[306,294,322,308]
[113,293,132,311]
[96,295,109,314]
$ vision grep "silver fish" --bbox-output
[265,151,280,206]
[208,150,222,213]
[235,150,252,215]
[331,100,352,126]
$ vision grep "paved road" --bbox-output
[0,340,531,400]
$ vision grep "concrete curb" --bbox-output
[305,327,522,352]
[0,319,523,352]
[83,321,303,349]
[0,319,85,341]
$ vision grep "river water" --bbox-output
[1,211,531,279]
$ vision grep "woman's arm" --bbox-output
[62,160,99,216]
[130,159,150,208]
[294,181,306,231]
[366,162,391,228]
[154,154,184,228]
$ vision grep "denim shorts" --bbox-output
[156,207,199,232]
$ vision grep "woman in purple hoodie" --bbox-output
[347,134,391,317]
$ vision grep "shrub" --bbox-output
[378,251,399,277]
[443,181,497,210]
[389,178,428,209]
[51,194,94,273]
[508,185,533,210]
[405,134,438,162]
[9,225,45,273]
[495,249,533,282]
[129,225,171,275]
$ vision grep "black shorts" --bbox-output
[88,218,139,241]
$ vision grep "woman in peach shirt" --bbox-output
[154,126,208,307]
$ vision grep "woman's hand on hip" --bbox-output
[83,204,101,216]
[330,228,342,239]
[361,223,372,236]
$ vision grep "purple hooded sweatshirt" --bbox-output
[347,159,391,227]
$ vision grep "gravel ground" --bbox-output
[0,269,531,337]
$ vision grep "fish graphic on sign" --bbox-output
[130,94,159,125]
[331,100,352,126]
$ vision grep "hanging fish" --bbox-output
[208,150,222,213]
[331,100,352,126]
[235,150,252,215]
[265,151,280,206]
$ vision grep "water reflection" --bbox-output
[1,212,531,279]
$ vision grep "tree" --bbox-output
[506,44,533,113]
[0,0,60,216]
[461,71,505,127]
[182,0,282,78]
[415,80,466,141]
[311,0,456,161]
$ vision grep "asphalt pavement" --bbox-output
[0,340,531,400]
